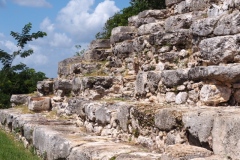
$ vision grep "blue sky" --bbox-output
[0,0,130,78]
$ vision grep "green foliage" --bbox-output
[0,23,47,109]
[0,129,40,160]
[96,0,165,39]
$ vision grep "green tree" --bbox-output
[0,23,47,108]
[74,45,85,57]
[96,0,165,39]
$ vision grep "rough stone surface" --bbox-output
[161,144,212,160]
[155,108,183,131]
[28,97,51,111]
[10,94,29,107]
[200,85,231,105]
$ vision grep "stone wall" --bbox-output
[6,0,240,159]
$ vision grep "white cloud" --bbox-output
[50,33,72,47]
[40,17,55,33]
[0,40,18,53]
[56,0,119,42]
[12,0,52,8]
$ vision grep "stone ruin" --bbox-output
[1,0,240,159]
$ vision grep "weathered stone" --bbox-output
[28,97,51,111]
[212,114,240,159]
[214,10,240,35]
[135,71,161,97]
[138,9,168,19]
[110,32,136,44]
[83,49,109,61]
[10,94,29,107]
[165,92,176,103]
[175,92,188,104]
[161,144,212,160]
[37,79,54,96]
[111,26,137,36]
[135,72,148,97]
[200,84,231,105]
[199,34,240,64]
[183,109,218,150]
[165,13,192,33]
[152,29,190,47]
[116,103,131,132]
[58,56,82,77]
[54,79,72,94]
[161,69,189,87]
[155,108,183,131]
[165,0,185,7]
[72,63,101,75]
[174,0,192,14]
[191,17,219,36]
[89,39,110,50]
[138,22,165,36]
[113,41,134,57]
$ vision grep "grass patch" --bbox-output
[0,129,40,160]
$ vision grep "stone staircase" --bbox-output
[2,0,240,159]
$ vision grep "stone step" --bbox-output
[0,108,161,160]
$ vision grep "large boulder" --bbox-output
[199,34,240,65]
[165,13,193,33]
[37,79,54,96]
[10,94,29,107]
[28,97,51,112]
[214,10,240,36]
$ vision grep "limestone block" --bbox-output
[84,102,102,121]
[72,76,82,93]
[161,144,212,160]
[175,92,188,104]
[165,92,176,103]
[10,94,29,107]
[95,107,111,125]
[58,56,82,77]
[161,69,189,87]
[135,72,148,97]
[138,22,165,36]
[135,71,161,97]
[116,103,131,132]
[138,9,168,19]
[174,0,192,14]
[152,29,190,47]
[199,34,240,65]
[128,15,138,26]
[182,110,218,149]
[110,32,136,44]
[200,84,231,105]
[155,108,183,131]
[212,114,240,159]
[191,17,219,36]
[33,127,72,160]
[112,41,134,57]
[83,49,109,61]
[89,39,110,50]
[165,13,193,33]
[37,79,54,96]
[165,0,185,7]
[28,97,51,112]
[54,79,72,94]
[111,26,136,36]
[214,10,240,36]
